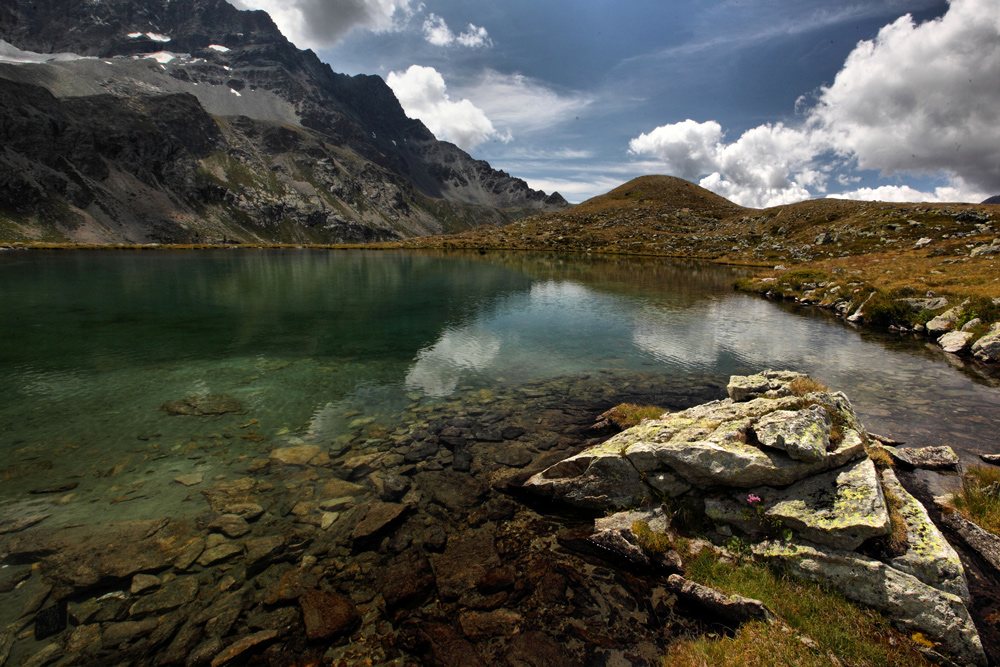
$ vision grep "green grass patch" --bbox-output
[782,269,829,289]
[858,289,913,328]
[948,465,1000,535]
[673,551,933,666]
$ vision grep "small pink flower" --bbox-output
[747,494,762,504]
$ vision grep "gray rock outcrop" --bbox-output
[525,371,986,666]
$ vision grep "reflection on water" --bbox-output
[0,249,999,523]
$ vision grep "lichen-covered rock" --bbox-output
[926,307,962,335]
[881,470,969,601]
[971,323,1000,362]
[753,541,986,667]
[726,370,805,402]
[762,458,889,550]
[753,404,831,462]
[526,375,868,505]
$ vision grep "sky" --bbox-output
[227,0,1000,207]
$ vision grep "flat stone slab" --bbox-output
[666,574,775,626]
[765,458,890,551]
[885,445,959,470]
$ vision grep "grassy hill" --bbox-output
[392,175,1000,306]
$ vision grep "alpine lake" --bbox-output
[1,248,999,666]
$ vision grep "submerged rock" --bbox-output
[162,394,243,416]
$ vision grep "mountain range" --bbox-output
[0,0,568,244]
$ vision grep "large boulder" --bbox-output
[881,470,968,601]
[753,541,986,667]
[971,323,1000,362]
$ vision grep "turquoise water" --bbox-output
[1,249,998,525]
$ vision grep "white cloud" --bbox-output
[460,70,592,135]
[228,0,411,49]
[386,65,508,150]
[629,0,1000,206]
[629,120,826,207]
[421,13,491,48]
[810,0,1000,194]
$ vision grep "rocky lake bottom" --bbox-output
[2,249,1000,665]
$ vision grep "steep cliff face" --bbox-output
[0,0,567,243]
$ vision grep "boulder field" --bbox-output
[525,370,987,667]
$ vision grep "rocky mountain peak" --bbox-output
[0,0,567,244]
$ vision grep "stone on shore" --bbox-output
[938,330,974,354]
[588,508,683,572]
[971,323,1000,362]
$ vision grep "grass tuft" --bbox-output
[788,377,828,397]
[602,403,666,429]
[948,465,1000,535]
[866,445,895,471]
[632,520,673,554]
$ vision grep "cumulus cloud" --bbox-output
[422,13,492,48]
[811,0,1000,193]
[228,0,411,49]
[386,65,508,150]
[629,120,826,207]
[630,0,1000,206]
